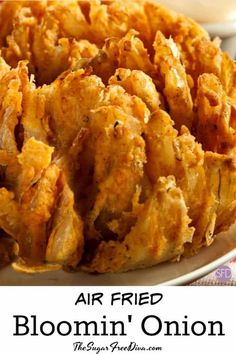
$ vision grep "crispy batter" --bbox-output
[78,30,156,85]
[17,137,54,198]
[0,188,23,239]
[89,0,152,45]
[205,152,236,234]
[19,163,61,263]
[145,110,205,221]
[85,177,194,272]
[154,31,193,129]
[0,234,18,269]
[46,177,84,269]
[85,106,146,239]
[39,69,105,150]
[109,68,163,112]
[145,109,218,255]
[196,73,236,155]
[0,60,24,154]
[19,64,50,143]
[0,0,236,274]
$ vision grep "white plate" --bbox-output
[202,21,236,39]
[157,0,236,24]
[0,225,236,286]
[201,22,236,59]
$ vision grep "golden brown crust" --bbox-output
[0,0,235,274]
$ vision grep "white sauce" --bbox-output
[157,0,236,23]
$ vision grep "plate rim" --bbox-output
[1,227,236,286]
[161,248,236,285]
[202,21,236,38]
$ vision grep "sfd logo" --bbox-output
[215,266,232,282]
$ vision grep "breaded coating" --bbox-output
[46,178,84,269]
[0,188,23,239]
[85,106,146,238]
[109,68,163,112]
[89,0,152,45]
[85,176,194,272]
[19,59,51,143]
[145,110,205,221]
[145,109,217,254]
[205,152,236,234]
[0,138,84,270]
[196,73,236,155]
[0,60,24,154]
[17,137,54,198]
[39,69,105,150]
[0,234,18,269]
[154,31,193,129]
[0,0,236,274]
[79,30,155,85]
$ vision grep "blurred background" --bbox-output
[157,0,236,58]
